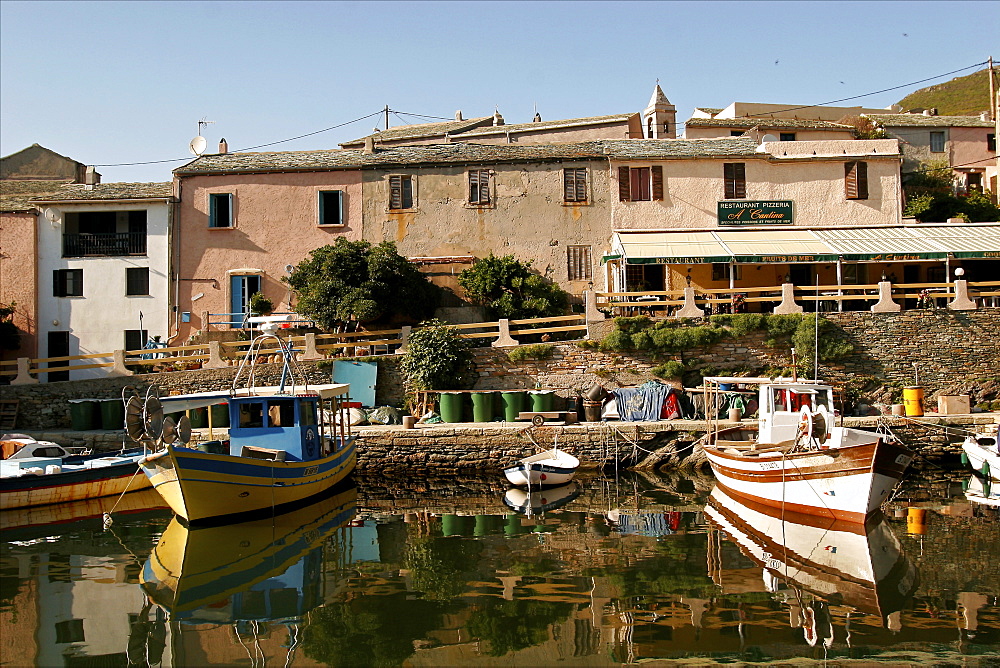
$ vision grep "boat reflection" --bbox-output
[964,473,1000,508]
[704,483,919,644]
[503,481,581,516]
[140,483,357,625]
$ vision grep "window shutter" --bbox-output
[856,161,868,199]
[724,163,746,199]
[563,169,575,202]
[469,169,490,205]
[618,166,631,201]
[389,175,402,209]
[567,246,592,281]
[846,161,869,200]
[651,165,663,201]
[53,270,63,297]
[575,169,587,202]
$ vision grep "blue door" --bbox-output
[230,275,261,328]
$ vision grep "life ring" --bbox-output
[797,406,813,443]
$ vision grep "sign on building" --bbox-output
[718,201,794,226]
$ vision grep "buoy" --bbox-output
[961,452,969,466]
[983,461,991,478]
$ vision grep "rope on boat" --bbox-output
[102,465,147,529]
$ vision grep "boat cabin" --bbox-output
[227,394,325,462]
[759,383,834,444]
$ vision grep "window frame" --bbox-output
[567,245,593,282]
[929,131,946,153]
[318,190,345,226]
[724,163,747,199]
[468,169,492,206]
[779,132,796,142]
[124,329,148,354]
[988,133,996,152]
[125,267,150,296]
[388,175,414,210]
[53,269,83,297]
[845,160,869,200]
[209,193,234,228]
[563,168,588,203]
[617,165,663,202]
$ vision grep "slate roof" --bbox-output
[685,117,855,130]
[0,179,73,212]
[693,107,723,115]
[455,113,636,138]
[863,113,994,128]
[30,182,173,203]
[340,117,493,147]
[174,138,762,175]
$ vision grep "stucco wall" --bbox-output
[463,123,637,144]
[0,211,38,359]
[611,152,901,230]
[949,126,996,171]
[362,160,611,291]
[175,171,363,341]
[35,201,170,380]
[684,128,853,141]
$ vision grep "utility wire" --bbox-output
[902,156,997,175]
[94,110,384,167]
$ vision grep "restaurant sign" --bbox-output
[718,200,794,226]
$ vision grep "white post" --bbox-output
[870,281,901,312]
[10,357,38,385]
[203,340,228,369]
[395,326,412,354]
[773,283,804,314]
[493,319,518,347]
[109,349,135,377]
[675,286,705,318]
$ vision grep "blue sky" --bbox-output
[2,1,996,183]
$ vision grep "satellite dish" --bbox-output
[189,135,208,156]
[43,207,63,225]
[761,134,779,143]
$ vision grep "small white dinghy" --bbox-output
[962,423,1000,480]
[503,442,579,488]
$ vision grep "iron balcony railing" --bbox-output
[63,232,147,257]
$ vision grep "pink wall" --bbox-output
[0,211,38,359]
[949,126,995,170]
[174,170,362,342]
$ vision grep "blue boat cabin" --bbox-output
[226,394,324,462]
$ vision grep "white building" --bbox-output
[31,182,173,381]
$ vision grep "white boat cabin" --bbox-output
[758,383,834,444]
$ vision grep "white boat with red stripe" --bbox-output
[700,375,913,524]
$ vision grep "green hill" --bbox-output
[896,68,996,116]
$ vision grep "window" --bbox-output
[779,132,796,142]
[53,269,83,297]
[124,329,148,353]
[712,264,742,281]
[567,246,592,281]
[845,161,869,200]
[47,331,69,382]
[230,274,262,328]
[930,131,945,153]
[55,619,85,644]
[723,163,746,199]
[988,134,996,152]
[318,190,344,226]
[126,267,149,296]
[730,130,744,137]
[388,175,413,209]
[563,168,587,203]
[617,166,663,202]
[267,400,296,427]
[468,169,491,205]
[209,193,233,228]
[239,402,265,428]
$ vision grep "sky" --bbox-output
[1,1,997,184]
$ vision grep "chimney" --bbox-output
[981,111,991,122]
[363,136,375,154]
[455,110,464,121]
[922,109,934,116]
[218,138,228,154]
[84,166,100,189]
[533,112,542,122]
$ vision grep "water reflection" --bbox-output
[0,470,997,666]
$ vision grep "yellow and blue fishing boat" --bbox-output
[136,316,357,525]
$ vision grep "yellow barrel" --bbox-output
[903,386,924,417]
[906,507,926,535]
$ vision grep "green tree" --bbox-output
[399,319,475,391]
[0,302,21,352]
[283,239,439,331]
[458,254,569,320]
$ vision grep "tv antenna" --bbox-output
[189,117,215,156]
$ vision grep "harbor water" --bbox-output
[1,467,997,666]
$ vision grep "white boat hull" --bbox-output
[963,436,999,479]
[503,449,579,488]
[704,434,912,523]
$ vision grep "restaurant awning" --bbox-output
[608,224,1000,264]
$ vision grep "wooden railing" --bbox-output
[0,314,588,382]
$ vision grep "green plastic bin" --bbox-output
[441,514,475,537]
[529,390,554,412]
[70,401,98,431]
[471,392,494,422]
[474,515,504,536]
[501,391,526,422]
[210,403,230,428]
[439,392,464,423]
[188,406,208,429]
[100,400,125,430]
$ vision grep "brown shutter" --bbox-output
[389,175,402,209]
[857,161,868,199]
[575,168,587,202]
[845,162,857,199]
[563,168,574,202]
[724,163,746,199]
[651,165,663,201]
[618,166,631,201]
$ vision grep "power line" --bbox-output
[902,156,997,175]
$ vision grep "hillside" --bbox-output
[896,68,996,116]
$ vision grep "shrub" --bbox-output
[400,319,475,391]
[652,360,686,380]
[507,343,554,362]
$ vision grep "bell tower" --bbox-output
[643,83,677,138]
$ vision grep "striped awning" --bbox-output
[608,224,1000,264]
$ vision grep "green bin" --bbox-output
[471,392,494,422]
[441,514,475,537]
[529,390,554,412]
[501,391,526,422]
[70,401,98,431]
[474,515,504,536]
[210,403,230,428]
[100,400,126,430]
[188,406,208,429]
[438,392,464,423]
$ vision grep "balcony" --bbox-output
[63,232,146,257]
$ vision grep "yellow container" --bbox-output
[906,507,926,535]
[903,386,924,417]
